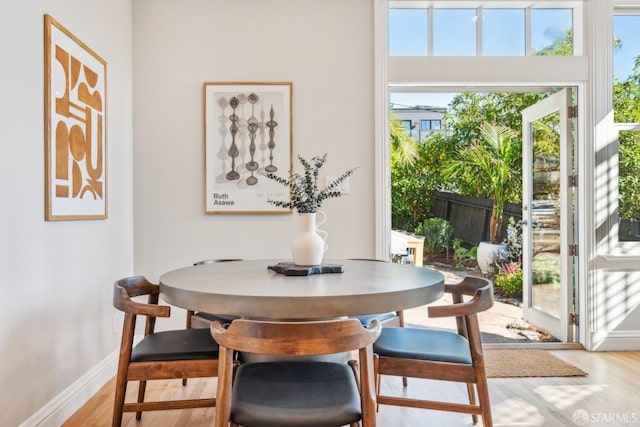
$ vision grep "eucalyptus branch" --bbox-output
[266,154,357,213]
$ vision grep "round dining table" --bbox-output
[159,259,445,320]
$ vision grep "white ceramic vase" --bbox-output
[292,211,328,266]
[476,241,507,274]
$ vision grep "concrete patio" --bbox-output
[405,268,556,344]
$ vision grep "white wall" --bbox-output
[0,1,133,426]
[132,0,376,288]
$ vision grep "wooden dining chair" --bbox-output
[347,258,408,386]
[112,276,220,427]
[347,258,405,328]
[211,318,381,427]
[373,275,494,426]
[187,259,243,329]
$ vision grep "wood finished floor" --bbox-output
[63,350,640,427]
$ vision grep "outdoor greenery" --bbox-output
[452,238,477,270]
[614,55,640,221]
[390,28,640,246]
[494,262,523,298]
[493,218,524,297]
[415,217,454,254]
[266,154,356,213]
[443,123,521,244]
[390,113,438,230]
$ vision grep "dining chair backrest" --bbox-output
[112,276,219,427]
[211,318,381,427]
[374,275,495,426]
[212,318,380,356]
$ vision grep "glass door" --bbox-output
[521,88,575,342]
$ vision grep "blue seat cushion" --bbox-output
[351,312,397,326]
[230,361,361,427]
[373,327,472,365]
[131,328,219,362]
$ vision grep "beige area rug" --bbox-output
[484,349,587,378]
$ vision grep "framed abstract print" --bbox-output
[44,15,107,220]
[203,82,293,214]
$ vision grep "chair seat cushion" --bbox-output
[373,327,472,365]
[350,312,397,326]
[131,328,219,362]
[194,312,240,324]
[230,361,361,427]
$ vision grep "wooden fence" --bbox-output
[430,191,522,246]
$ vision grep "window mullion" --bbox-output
[428,6,434,56]
[477,6,483,56]
[525,7,532,56]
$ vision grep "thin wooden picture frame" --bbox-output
[44,14,108,221]
[203,82,293,214]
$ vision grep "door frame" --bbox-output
[376,83,586,345]
[521,88,577,342]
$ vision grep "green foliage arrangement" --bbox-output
[266,154,357,213]
[415,217,454,254]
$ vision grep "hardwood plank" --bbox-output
[64,351,640,426]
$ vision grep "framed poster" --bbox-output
[203,82,293,214]
[44,15,107,220]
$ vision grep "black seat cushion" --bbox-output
[194,312,240,324]
[230,361,361,427]
[131,328,219,362]
[350,312,397,326]
[373,327,472,365]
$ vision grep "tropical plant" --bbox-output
[415,217,454,254]
[443,122,521,243]
[390,115,439,230]
[266,154,356,213]
[390,112,419,166]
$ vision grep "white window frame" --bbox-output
[609,4,640,255]
[389,0,584,56]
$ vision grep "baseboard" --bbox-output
[590,330,640,351]
[19,349,118,427]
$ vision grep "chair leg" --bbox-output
[476,376,493,427]
[112,377,127,427]
[466,383,478,425]
[136,380,147,420]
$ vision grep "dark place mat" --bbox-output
[267,262,344,276]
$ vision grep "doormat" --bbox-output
[484,349,587,378]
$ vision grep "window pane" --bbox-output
[483,9,525,56]
[531,9,573,56]
[433,9,477,56]
[389,8,428,56]
[431,120,441,130]
[613,15,640,123]
[618,131,640,241]
[421,119,431,130]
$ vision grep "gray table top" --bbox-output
[159,259,445,320]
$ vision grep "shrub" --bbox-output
[504,217,523,262]
[452,238,477,270]
[532,269,560,285]
[495,261,523,297]
[415,218,454,254]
